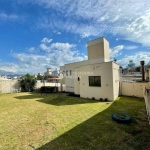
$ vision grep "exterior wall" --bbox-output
[60,59,111,93]
[112,63,120,100]
[103,38,110,61]
[0,80,20,93]
[121,81,149,97]
[87,37,109,61]
[74,62,116,101]
[35,82,65,92]
[143,86,150,124]
[122,75,142,81]
[74,67,81,95]
[88,42,104,60]
[60,37,110,93]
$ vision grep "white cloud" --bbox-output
[41,37,52,43]
[39,43,50,51]
[117,51,150,68]
[50,43,75,51]
[57,32,61,35]
[124,45,139,50]
[0,13,18,21]
[39,41,76,52]
[110,45,124,59]
[28,47,35,52]
[53,31,61,35]
[30,0,150,46]
[6,39,87,74]
[0,63,22,74]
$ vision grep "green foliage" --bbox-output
[20,73,36,92]
[37,75,44,80]
[40,86,56,93]
[136,66,140,72]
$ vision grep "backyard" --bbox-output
[0,92,150,150]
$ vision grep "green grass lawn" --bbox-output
[0,92,150,150]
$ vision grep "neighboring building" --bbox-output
[52,68,59,77]
[60,37,120,101]
[44,68,52,76]
[38,73,44,76]
[0,75,10,80]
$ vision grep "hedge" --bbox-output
[40,86,58,93]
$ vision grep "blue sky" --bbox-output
[0,0,150,75]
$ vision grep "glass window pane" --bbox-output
[89,76,101,86]
[94,76,101,86]
[89,76,94,86]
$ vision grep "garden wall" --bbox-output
[35,82,65,92]
[120,81,149,98]
[0,80,20,93]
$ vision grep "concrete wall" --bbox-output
[87,37,109,60]
[0,80,66,93]
[35,82,65,92]
[74,62,119,101]
[143,86,150,124]
[121,81,149,97]
[60,59,111,93]
[0,80,20,93]
[112,63,120,100]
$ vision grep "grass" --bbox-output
[0,92,150,150]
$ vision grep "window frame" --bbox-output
[89,76,101,87]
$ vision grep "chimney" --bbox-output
[140,60,145,81]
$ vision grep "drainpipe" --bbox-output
[140,60,145,81]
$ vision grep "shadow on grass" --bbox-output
[14,92,99,106]
[36,96,150,150]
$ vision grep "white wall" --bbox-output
[0,80,20,93]
[60,59,113,93]
[74,62,119,101]
[121,81,149,97]
[35,82,65,92]
[112,63,120,100]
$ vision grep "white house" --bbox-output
[60,37,120,101]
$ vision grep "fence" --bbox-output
[143,86,150,124]
[0,80,66,93]
[120,81,149,97]
[0,80,20,93]
[35,82,65,92]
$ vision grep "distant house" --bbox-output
[60,37,120,101]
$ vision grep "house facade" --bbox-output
[60,37,120,101]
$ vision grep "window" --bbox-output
[66,70,68,76]
[89,76,101,86]
[70,70,72,76]
[78,77,80,81]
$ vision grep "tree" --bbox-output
[20,73,36,92]
[37,75,44,80]
[136,66,140,72]
[113,58,117,63]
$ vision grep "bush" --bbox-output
[92,97,95,100]
[40,86,57,93]
[100,98,103,101]
[104,98,108,102]
[20,73,36,92]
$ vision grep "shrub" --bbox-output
[40,86,56,93]
[20,73,36,92]
[104,98,108,102]
[100,98,103,101]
